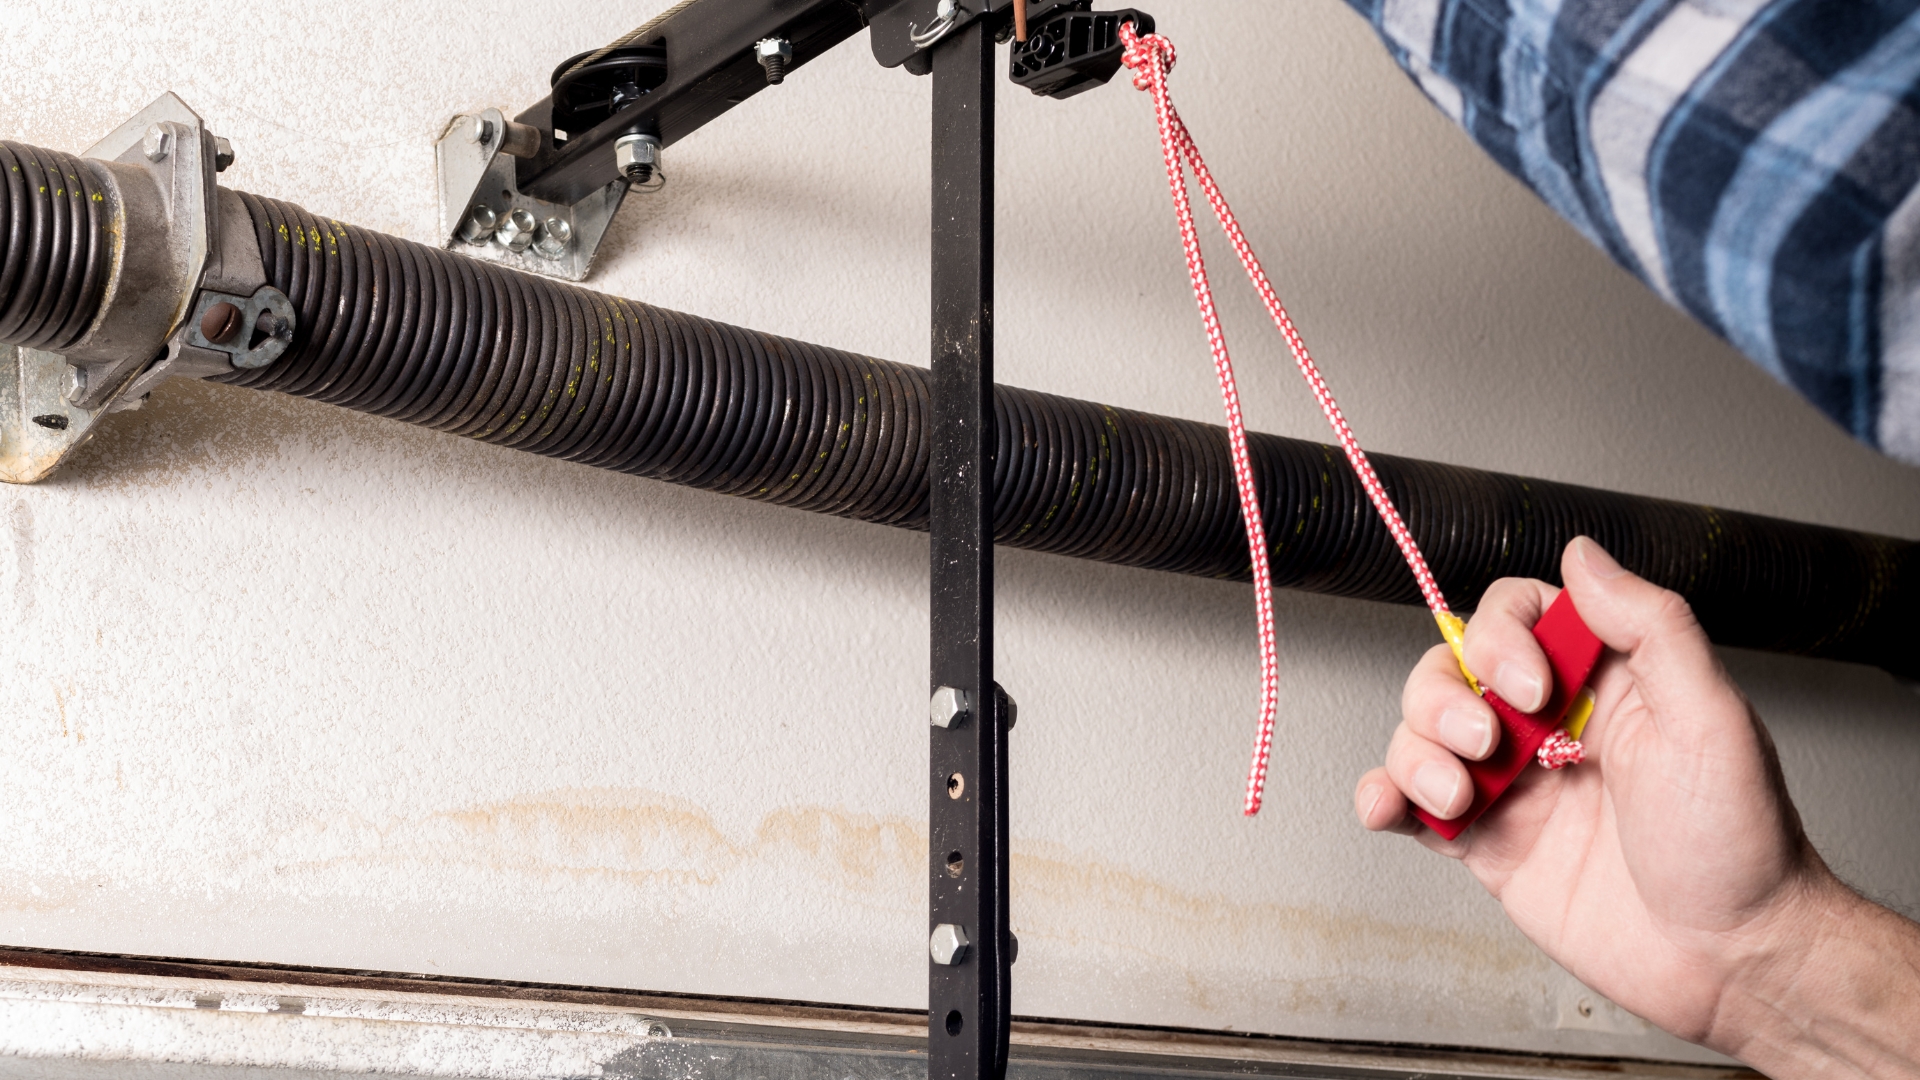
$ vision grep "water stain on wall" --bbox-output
[236,786,1533,993]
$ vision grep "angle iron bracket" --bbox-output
[435,109,631,283]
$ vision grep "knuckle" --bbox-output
[1651,587,1699,631]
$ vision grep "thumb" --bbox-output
[1561,536,1734,728]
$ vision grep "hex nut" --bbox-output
[615,133,662,182]
[212,136,235,173]
[755,37,793,62]
[141,124,171,162]
[929,685,970,729]
[495,208,538,254]
[62,365,87,404]
[929,923,969,966]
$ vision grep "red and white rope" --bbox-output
[1119,24,1460,815]
[1537,730,1585,769]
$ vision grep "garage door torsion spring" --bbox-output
[0,153,1909,680]
[0,141,112,353]
[210,192,1917,678]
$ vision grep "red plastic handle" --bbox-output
[1413,591,1604,840]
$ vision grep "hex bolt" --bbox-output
[458,205,498,245]
[212,136,235,173]
[141,124,171,162]
[929,685,971,728]
[533,217,573,260]
[929,923,969,966]
[615,133,662,186]
[63,365,87,404]
[755,37,794,85]
[200,301,244,345]
[495,208,538,254]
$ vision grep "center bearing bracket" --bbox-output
[434,108,632,283]
[0,92,295,485]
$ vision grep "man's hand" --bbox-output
[1354,537,1920,1074]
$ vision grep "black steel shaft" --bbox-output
[927,18,1009,1080]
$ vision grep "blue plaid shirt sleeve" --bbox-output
[1339,0,1920,464]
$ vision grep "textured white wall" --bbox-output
[5,0,1920,1064]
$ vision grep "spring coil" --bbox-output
[0,142,112,352]
[209,193,1920,677]
[0,141,1901,674]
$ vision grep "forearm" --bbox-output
[1712,878,1920,1078]
[1335,0,1920,465]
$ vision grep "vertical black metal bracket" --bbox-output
[927,16,1008,1080]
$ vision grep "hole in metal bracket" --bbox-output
[946,772,964,799]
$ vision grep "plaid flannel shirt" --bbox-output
[1341,0,1920,463]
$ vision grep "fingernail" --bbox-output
[1494,661,1545,713]
[1412,762,1462,819]
[1573,536,1627,579]
[1359,783,1384,824]
[1438,706,1494,759]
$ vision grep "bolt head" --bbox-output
[200,302,244,345]
[495,208,538,254]
[929,686,970,729]
[62,365,88,404]
[471,116,496,144]
[212,136,235,172]
[929,923,969,966]
[935,0,959,19]
[141,124,171,162]
[755,37,793,63]
[458,205,498,245]
[533,217,573,260]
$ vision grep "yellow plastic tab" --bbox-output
[1564,686,1597,740]
[1434,611,1483,696]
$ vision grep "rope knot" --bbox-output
[1538,730,1586,770]
[1118,20,1175,90]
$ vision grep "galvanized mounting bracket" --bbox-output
[63,92,220,412]
[435,109,632,283]
[0,92,294,485]
[0,344,111,484]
